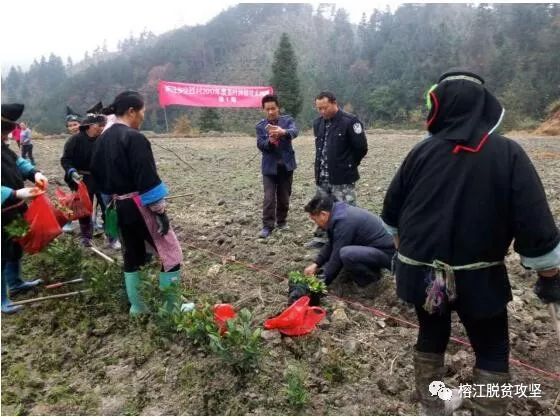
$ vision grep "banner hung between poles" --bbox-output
[158,81,273,108]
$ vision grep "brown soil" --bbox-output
[1,132,559,415]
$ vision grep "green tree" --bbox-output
[324,9,356,98]
[2,4,558,133]
[199,108,223,132]
[270,33,303,118]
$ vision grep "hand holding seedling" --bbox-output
[304,263,319,277]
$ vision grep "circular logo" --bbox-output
[438,387,453,401]
[429,380,445,396]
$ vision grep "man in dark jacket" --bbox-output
[382,70,560,415]
[256,94,299,238]
[306,91,368,249]
[303,193,395,287]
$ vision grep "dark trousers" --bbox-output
[262,165,293,229]
[1,233,23,265]
[21,144,34,164]
[339,245,394,286]
[415,306,510,373]
[119,217,155,273]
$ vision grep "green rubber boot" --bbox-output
[159,270,181,313]
[124,272,149,316]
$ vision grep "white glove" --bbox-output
[34,172,49,189]
[14,187,45,200]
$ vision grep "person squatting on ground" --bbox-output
[19,121,34,164]
[381,69,560,415]
[305,91,368,249]
[60,103,120,249]
[303,193,395,291]
[90,91,183,316]
[1,103,48,314]
[256,94,299,239]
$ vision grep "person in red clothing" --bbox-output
[11,124,21,148]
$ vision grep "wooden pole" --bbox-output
[164,106,169,133]
[165,193,194,201]
[11,290,91,306]
[91,247,116,263]
[45,278,84,290]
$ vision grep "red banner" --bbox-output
[158,81,273,108]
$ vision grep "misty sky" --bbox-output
[0,1,402,74]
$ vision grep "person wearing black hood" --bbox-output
[60,103,112,247]
[1,103,48,314]
[381,70,560,415]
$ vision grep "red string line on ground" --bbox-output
[184,241,560,381]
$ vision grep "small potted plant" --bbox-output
[306,276,327,306]
[287,271,327,306]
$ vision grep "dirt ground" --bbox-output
[1,131,559,415]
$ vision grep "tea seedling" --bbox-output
[285,363,309,410]
[208,308,262,374]
[288,271,327,295]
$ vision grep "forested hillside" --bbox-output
[2,3,559,134]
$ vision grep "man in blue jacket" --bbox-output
[256,94,299,238]
[303,193,395,287]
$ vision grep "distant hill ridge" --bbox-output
[2,3,559,134]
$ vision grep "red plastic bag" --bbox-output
[279,307,327,336]
[18,194,62,254]
[214,304,237,335]
[55,181,93,220]
[264,296,326,336]
[264,296,310,330]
